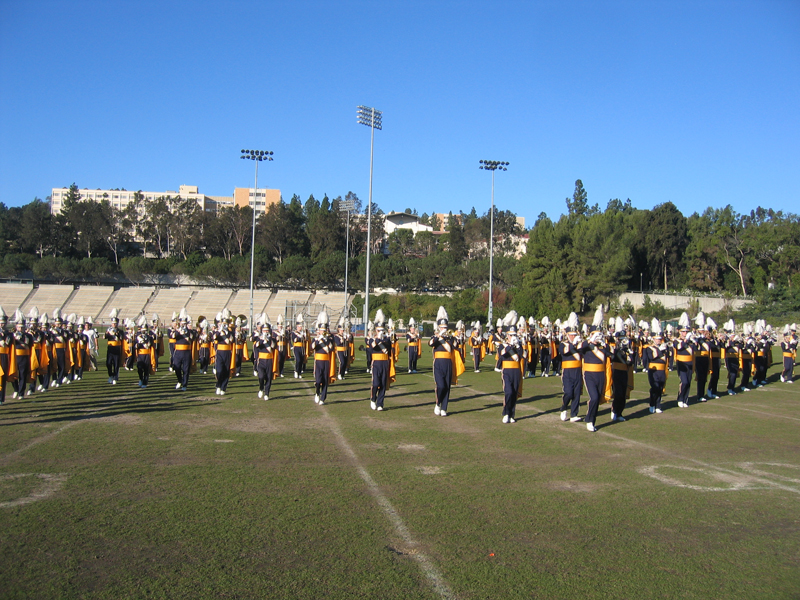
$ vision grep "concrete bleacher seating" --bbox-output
[0,283,34,314]
[105,287,155,323]
[226,289,273,323]
[314,290,350,317]
[60,286,115,321]
[184,289,235,322]
[266,290,311,323]
[142,288,194,323]
[20,284,74,317]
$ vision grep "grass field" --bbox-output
[1,343,799,599]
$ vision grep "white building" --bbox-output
[383,212,434,236]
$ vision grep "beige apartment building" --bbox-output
[50,184,281,216]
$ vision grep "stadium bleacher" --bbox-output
[103,287,156,324]
[184,289,235,323]
[0,283,35,315]
[141,288,194,323]
[226,289,274,324]
[20,284,75,317]
[60,286,115,322]
[266,290,311,323]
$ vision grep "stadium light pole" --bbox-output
[240,149,273,332]
[357,105,382,328]
[479,160,509,327]
[339,196,356,316]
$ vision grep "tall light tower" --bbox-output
[338,196,356,317]
[479,160,509,327]
[357,105,382,327]
[240,149,273,332]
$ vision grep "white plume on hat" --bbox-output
[28,306,39,321]
[502,310,518,328]
[222,308,232,321]
[77,316,85,326]
[317,310,329,329]
[517,316,526,331]
[554,318,562,328]
[171,311,178,321]
[541,316,550,327]
[39,313,48,325]
[152,313,159,322]
[651,318,662,335]
[200,319,209,330]
[639,319,648,331]
[437,306,449,326]
[666,324,674,334]
[755,320,765,335]
[409,317,416,327]
[67,313,76,324]
[784,324,791,335]
[528,316,535,326]
[706,317,717,331]
[0,306,6,319]
[110,308,119,320]
[14,308,24,324]
[53,307,62,321]
[608,316,615,328]
[592,305,604,328]
[615,316,624,331]
[374,309,386,328]
[179,307,189,322]
[724,319,735,333]
[215,312,223,322]
[295,312,304,324]
[694,312,705,328]
[496,318,503,329]
[137,315,147,328]
[581,323,588,335]
[388,318,395,331]
[566,312,579,332]
[679,312,691,330]
[277,313,284,325]
[456,319,464,332]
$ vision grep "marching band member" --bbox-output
[582,306,612,432]
[0,307,10,404]
[252,315,278,400]
[406,317,421,373]
[559,312,583,423]
[429,306,464,416]
[781,324,796,383]
[311,311,336,405]
[705,318,721,399]
[104,309,123,385]
[292,314,307,379]
[498,311,524,424]
[723,320,741,395]
[469,321,485,373]
[369,309,395,411]
[335,318,349,380]
[645,319,668,414]
[134,316,155,388]
[213,309,235,395]
[753,320,771,387]
[172,308,197,392]
[611,316,634,422]
[275,314,288,377]
[674,312,696,408]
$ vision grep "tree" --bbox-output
[257,196,308,264]
[444,212,468,263]
[21,199,54,258]
[170,197,203,259]
[639,202,688,292]
[566,179,588,219]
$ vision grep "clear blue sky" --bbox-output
[1,0,798,228]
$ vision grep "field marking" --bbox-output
[705,403,800,422]
[0,473,69,508]
[318,407,455,600]
[600,431,800,494]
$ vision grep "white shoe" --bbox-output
[297,375,302,379]
[741,387,750,392]
[544,373,549,377]
[318,399,324,405]
[440,410,446,417]
[780,375,785,383]
[62,377,69,384]
[502,415,509,424]
[12,392,17,399]
[728,390,736,396]
[409,370,412,374]
[338,374,343,380]
[26,390,32,396]
[587,423,596,432]
[176,383,182,390]
[294,372,298,379]
[219,390,225,396]
[610,412,617,421]
[314,394,320,404]
[788,380,794,384]
[169,367,173,372]
[569,416,581,422]
[655,408,663,414]
[560,410,568,421]
[509,417,515,423]
[37,385,43,391]
[377,406,383,411]
[258,390,263,398]
[253,371,258,377]
[112,379,117,385]
[434,405,440,416]
[700,397,708,402]
[649,407,655,414]
[216,388,221,395]
[264,395,269,401]
[475,370,480,373]
[213,368,216,375]
[370,401,376,410]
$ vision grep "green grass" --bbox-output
[1,344,798,599]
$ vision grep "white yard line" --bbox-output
[307,382,454,600]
